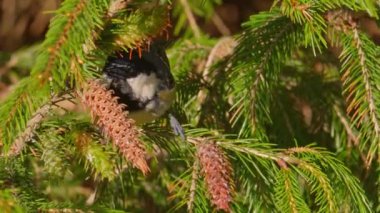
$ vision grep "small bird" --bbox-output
[102,43,185,139]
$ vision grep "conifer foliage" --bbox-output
[0,0,379,212]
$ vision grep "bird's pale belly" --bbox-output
[127,88,175,125]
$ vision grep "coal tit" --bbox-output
[102,43,186,141]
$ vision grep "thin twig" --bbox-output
[187,158,200,213]
[211,13,231,36]
[187,137,280,162]
[187,137,304,171]
[4,94,75,157]
[108,0,129,17]
[203,37,236,78]
[333,104,359,146]
[179,0,201,38]
[195,37,236,123]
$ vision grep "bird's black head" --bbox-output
[126,42,175,90]
[102,42,175,118]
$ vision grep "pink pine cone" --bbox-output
[197,141,233,211]
[81,80,149,175]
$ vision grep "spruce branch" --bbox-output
[326,10,380,166]
[350,27,380,165]
[280,0,327,54]
[285,146,372,211]
[100,5,171,51]
[167,39,214,125]
[274,168,310,213]
[314,0,378,17]
[35,114,117,180]
[0,189,23,213]
[38,127,73,176]
[31,0,110,88]
[377,165,380,212]
[1,1,379,211]
[37,0,87,84]
[40,208,90,213]
[281,170,298,213]
[0,80,50,148]
[1,0,111,153]
[230,10,302,136]
[279,0,377,55]
[195,37,236,125]
[4,94,75,157]
[331,103,369,164]
[73,130,116,180]
[80,80,149,175]
[216,137,371,212]
[351,29,380,132]
[296,161,337,212]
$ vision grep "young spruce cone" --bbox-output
[81,80,149,175]
[197,141,233,211]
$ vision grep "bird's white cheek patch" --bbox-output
[126,73,160,101]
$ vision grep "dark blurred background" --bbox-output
[0,0,274,51]
[0,0,60,51]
